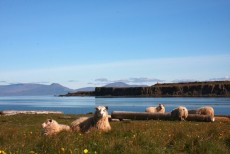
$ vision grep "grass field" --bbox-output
[0,114,229,154]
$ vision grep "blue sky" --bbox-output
[0,0,230,89]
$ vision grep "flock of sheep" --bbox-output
[42,104,215,136]
[42,106,111,136]
[146,104,214,121]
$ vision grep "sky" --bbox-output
[0,0,230,89]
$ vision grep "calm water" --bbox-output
[0,96,229,115]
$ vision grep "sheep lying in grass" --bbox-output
[188,106,215,122]
[71,106,111,133]
[42,119,70,136]
[171,106,188,121]
[145,104,165,113]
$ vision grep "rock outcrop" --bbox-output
[60,81,230,97]
[95,81,230,97]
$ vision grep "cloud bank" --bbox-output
[1,54,229,88]
[94,77,163,85]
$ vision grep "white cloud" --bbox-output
[95,78,110,83]
[1,54,229,88]
[129,77,163,83]
[93,77,163,85]
[209,76,230,81]
[68,80,79,83]
[172,79,198,83]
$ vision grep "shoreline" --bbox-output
[0,110,63,116]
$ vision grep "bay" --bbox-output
[0,96,229,115]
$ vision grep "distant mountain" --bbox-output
[103,82,148,88]
[59,82,149,96]
[73,82,148,91]
[0,83,73,96]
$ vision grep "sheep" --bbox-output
[145,104,165,113]
[71,106,111,133]
[188,106,215,122]
[171,106,188,121]
[41,119,70,136]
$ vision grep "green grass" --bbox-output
[0,114,229,154]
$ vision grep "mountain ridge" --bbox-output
[103,82,148,88]
[0,82,146,96]
[0,83,73,96]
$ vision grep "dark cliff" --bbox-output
[95,81,230,97]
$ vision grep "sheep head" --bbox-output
[94,106,108,119]
[158,104,164,110]
[42,119,58,128]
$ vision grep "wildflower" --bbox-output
[61,148,65,152]
[29,151,37,154]
[84,149,88,153]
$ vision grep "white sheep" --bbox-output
[188,106,215,122]
[41,119,71,136]
[145,104,165,113]
[171,106,188,121]
[71,106,111,133]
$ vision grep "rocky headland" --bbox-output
[61,81,230,97]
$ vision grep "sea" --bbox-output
[0,96,229,115]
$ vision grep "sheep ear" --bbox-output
[49,119,52,122]
[105,106,108,110]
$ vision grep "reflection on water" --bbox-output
[0,96,229,115]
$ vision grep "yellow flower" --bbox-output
[0,150,7,154]
[84,149,88,153]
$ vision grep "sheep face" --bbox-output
[179,107,188,120]
[171,106,188,121]
[158,104,164,110]
[94,106,108,118]
[42,119,57,128]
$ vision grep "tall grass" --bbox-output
[0,114,229,154]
